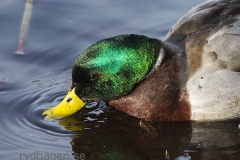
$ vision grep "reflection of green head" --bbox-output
[73,34,160,101]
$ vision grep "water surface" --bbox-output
[0,0,240,159]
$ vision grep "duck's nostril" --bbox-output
[67,97,72,102]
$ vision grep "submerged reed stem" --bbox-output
[16,0,34,55]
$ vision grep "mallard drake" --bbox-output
[43,0,240,121]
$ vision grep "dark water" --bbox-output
[0,0,240,159]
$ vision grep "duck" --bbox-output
[43,0,240,121]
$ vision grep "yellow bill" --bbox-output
[42,88,86,120]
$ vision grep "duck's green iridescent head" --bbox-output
[43,34,160,120]
[72,34,160,100]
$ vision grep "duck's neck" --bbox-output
[109,40,190,121]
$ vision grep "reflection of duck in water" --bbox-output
[44,0,240,121]
[57,108,240,159]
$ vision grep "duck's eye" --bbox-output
[89,73,99,81]
[67,97,72,102]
